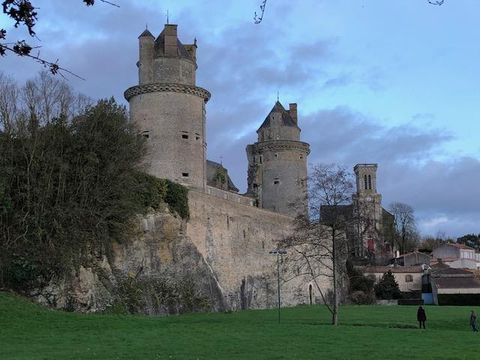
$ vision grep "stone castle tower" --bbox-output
[352,164,384,257]
[246,101,310,217]
[124,24,211,189]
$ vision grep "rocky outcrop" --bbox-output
[33,208,225,314]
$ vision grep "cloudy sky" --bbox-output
[1,0,479,238]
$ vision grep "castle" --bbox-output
[123,24,393,308]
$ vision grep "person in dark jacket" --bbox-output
[417,306,426,329]
[470,310,478,332]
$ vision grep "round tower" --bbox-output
[246,101,310,216]
[125,24,210,189]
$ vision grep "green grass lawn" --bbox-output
[0,292,478,359]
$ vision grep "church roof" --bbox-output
[139,29,154,38]
[258,101,297,131]
[154,28,193,60]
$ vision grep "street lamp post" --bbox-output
[269,248,287,323]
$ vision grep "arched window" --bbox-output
[368,175,372,190]
[364,175,368,190]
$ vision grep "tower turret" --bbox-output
[246,101,310,217]
[125,24,210,189]
[138,29,155,84]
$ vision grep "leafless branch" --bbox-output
[99,0,120,7]
[0,44,85,80]
[254,0,267,24]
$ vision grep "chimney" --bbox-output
[289,103,297,125]
[164,24,178,57]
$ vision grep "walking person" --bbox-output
[470,310,478,332]
[417,306,427,329]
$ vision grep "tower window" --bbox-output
[364,175,368,190]
[182,172,189,177]
[259,155,263,164]
[368,175,372,190]
[182,134,189,139]
[141,130,150,138]
[299,155,303,159]
[274,178,280,185]
[274,153,278,158]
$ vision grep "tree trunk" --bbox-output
[332,228,339,326]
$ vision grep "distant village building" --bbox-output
[432,243,480,270]
[392,250,431,267]
[363,266,423,293]
[429,266,480,305]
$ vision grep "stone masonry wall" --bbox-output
[187,190,332,309]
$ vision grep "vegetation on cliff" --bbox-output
[0,73,189,293]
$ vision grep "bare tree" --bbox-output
[0,73,19,133]
[389,202,418,254]
[282,164,353,325]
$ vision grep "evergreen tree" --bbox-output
[374,270,402,300]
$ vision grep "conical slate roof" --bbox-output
[138,29,154,38]
[258,101,297,131]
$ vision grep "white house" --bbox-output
[432,243,480,270]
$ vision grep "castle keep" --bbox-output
[122,24,392,309]
[125,25,210,189]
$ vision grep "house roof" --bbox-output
[431,267,474,277]
[257,101,297,131]
[398,250,431,258]
[442,243,474,250]
[363,266,423,274]
[432,277,480,289]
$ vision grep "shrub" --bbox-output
[350,290,375,305]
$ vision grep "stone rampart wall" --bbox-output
[187,190,331,309]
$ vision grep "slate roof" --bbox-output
[433,277,480,289]
[154,29,192,60]
[363,266,423,274]
[431,267,475,277]
[258,101,297,131]
[139,29,154,38]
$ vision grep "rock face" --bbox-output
[33,209,225,314]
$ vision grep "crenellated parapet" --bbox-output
[124,83,211,102]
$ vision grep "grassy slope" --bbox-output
[0,292,477,360]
